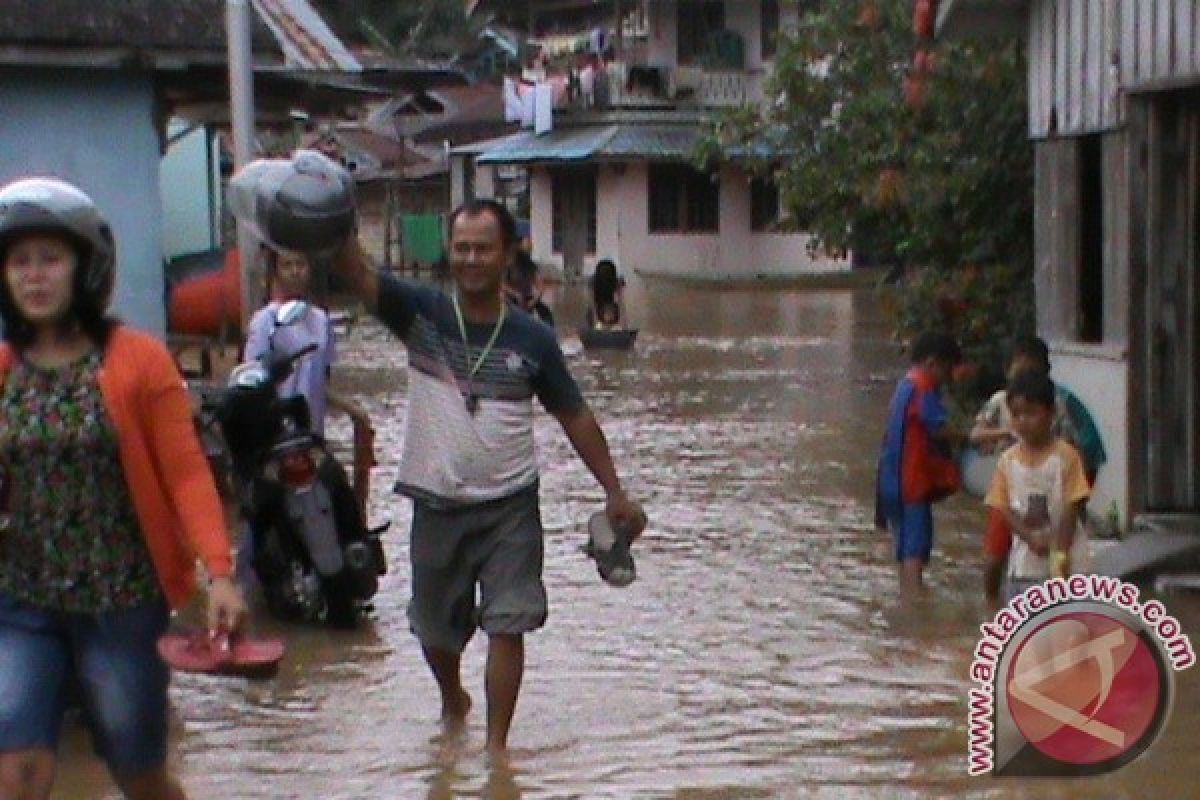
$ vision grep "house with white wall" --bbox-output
[454,0,847,282]
[940,1,1200,540]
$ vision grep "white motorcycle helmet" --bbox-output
[0,177,116,307]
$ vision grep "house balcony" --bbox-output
[594,62,765,110]
[688,67,766,108]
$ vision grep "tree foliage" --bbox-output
[705,1,1034,396]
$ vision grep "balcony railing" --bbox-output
[693,69,764,108]
[597,63,764,109]
[546,62,767,113]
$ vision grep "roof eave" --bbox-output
[0,44,253,70]
[935,0,1029,41]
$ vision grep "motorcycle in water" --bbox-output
[210,300,387,626]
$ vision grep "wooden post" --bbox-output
[383,179,394,268]
[226,0,261,330]
[614,0,623,57]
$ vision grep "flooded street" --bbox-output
[57,280,1199,799]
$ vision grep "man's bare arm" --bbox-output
[553,405,646,537]
[333,237,380,311]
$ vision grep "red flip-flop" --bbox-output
[157,630,285,678]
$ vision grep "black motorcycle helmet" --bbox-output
[0,177,117,346]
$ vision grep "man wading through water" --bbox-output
[332,199,645,754]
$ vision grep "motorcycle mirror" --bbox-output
[275,300,309,327]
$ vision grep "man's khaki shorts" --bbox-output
[407,484,547,653]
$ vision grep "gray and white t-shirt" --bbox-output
[377,273,584,509]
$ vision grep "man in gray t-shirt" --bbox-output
[333,200,645,755]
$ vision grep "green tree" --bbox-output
[707,1,1034,398]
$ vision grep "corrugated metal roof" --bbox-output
[450,132,528,156]
[470,123,709,164]
[0,0,276,56]
[604,125,701,159]
[253,0,361,71]
[474,126,619,164]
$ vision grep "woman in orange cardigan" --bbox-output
[0,177,245,800]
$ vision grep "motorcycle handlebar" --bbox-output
[268,342,319,382]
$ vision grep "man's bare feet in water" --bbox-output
[442,688,472,729]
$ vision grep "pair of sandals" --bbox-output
[157,630,285,679]
[583,511,642,588]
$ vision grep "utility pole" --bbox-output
[227,0,261,329]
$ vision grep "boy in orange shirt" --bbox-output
[984,370,1090,602]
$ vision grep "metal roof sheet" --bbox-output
[603,125,702,159]
[471,123,710,164]
[252,0,361,71]
[474,126,619,164]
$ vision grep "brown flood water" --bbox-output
[55,280,1199,799]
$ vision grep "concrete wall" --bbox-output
[1050,345,1130,527]
[529,168,558,268]
[0,68,166,334]
[530,160,848,279]
[645,0,677,67]
[450,155,467,208]
[725,0,765,69]
[161,120,220,260]
[646,1,768,69]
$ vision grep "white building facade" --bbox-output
[455,0,848,282]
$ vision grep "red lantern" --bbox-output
[913,49,931,75]
[903,75,927,110]
[913,0,934,39]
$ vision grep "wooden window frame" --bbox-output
[551,168,597,255]
[750,176,781,232]
[648,163,720,234]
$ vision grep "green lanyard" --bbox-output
[452,292,506,414]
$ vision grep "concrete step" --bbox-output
[1089,530,1200,580]
[1154,573,1200,593]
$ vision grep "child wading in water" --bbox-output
[876,331,962,594]
[984,370,1090,601]
[970,335,1105,608]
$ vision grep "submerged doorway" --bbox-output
[551,167,597,282]
[1138,90,1200,513]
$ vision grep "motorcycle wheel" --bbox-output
[324,589,358,628]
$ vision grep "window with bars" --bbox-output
[677,0,725,65]
[648,164,720,234]
[750,177,781,232]
[761,0,779,60]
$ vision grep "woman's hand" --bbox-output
[207,576,248,636]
